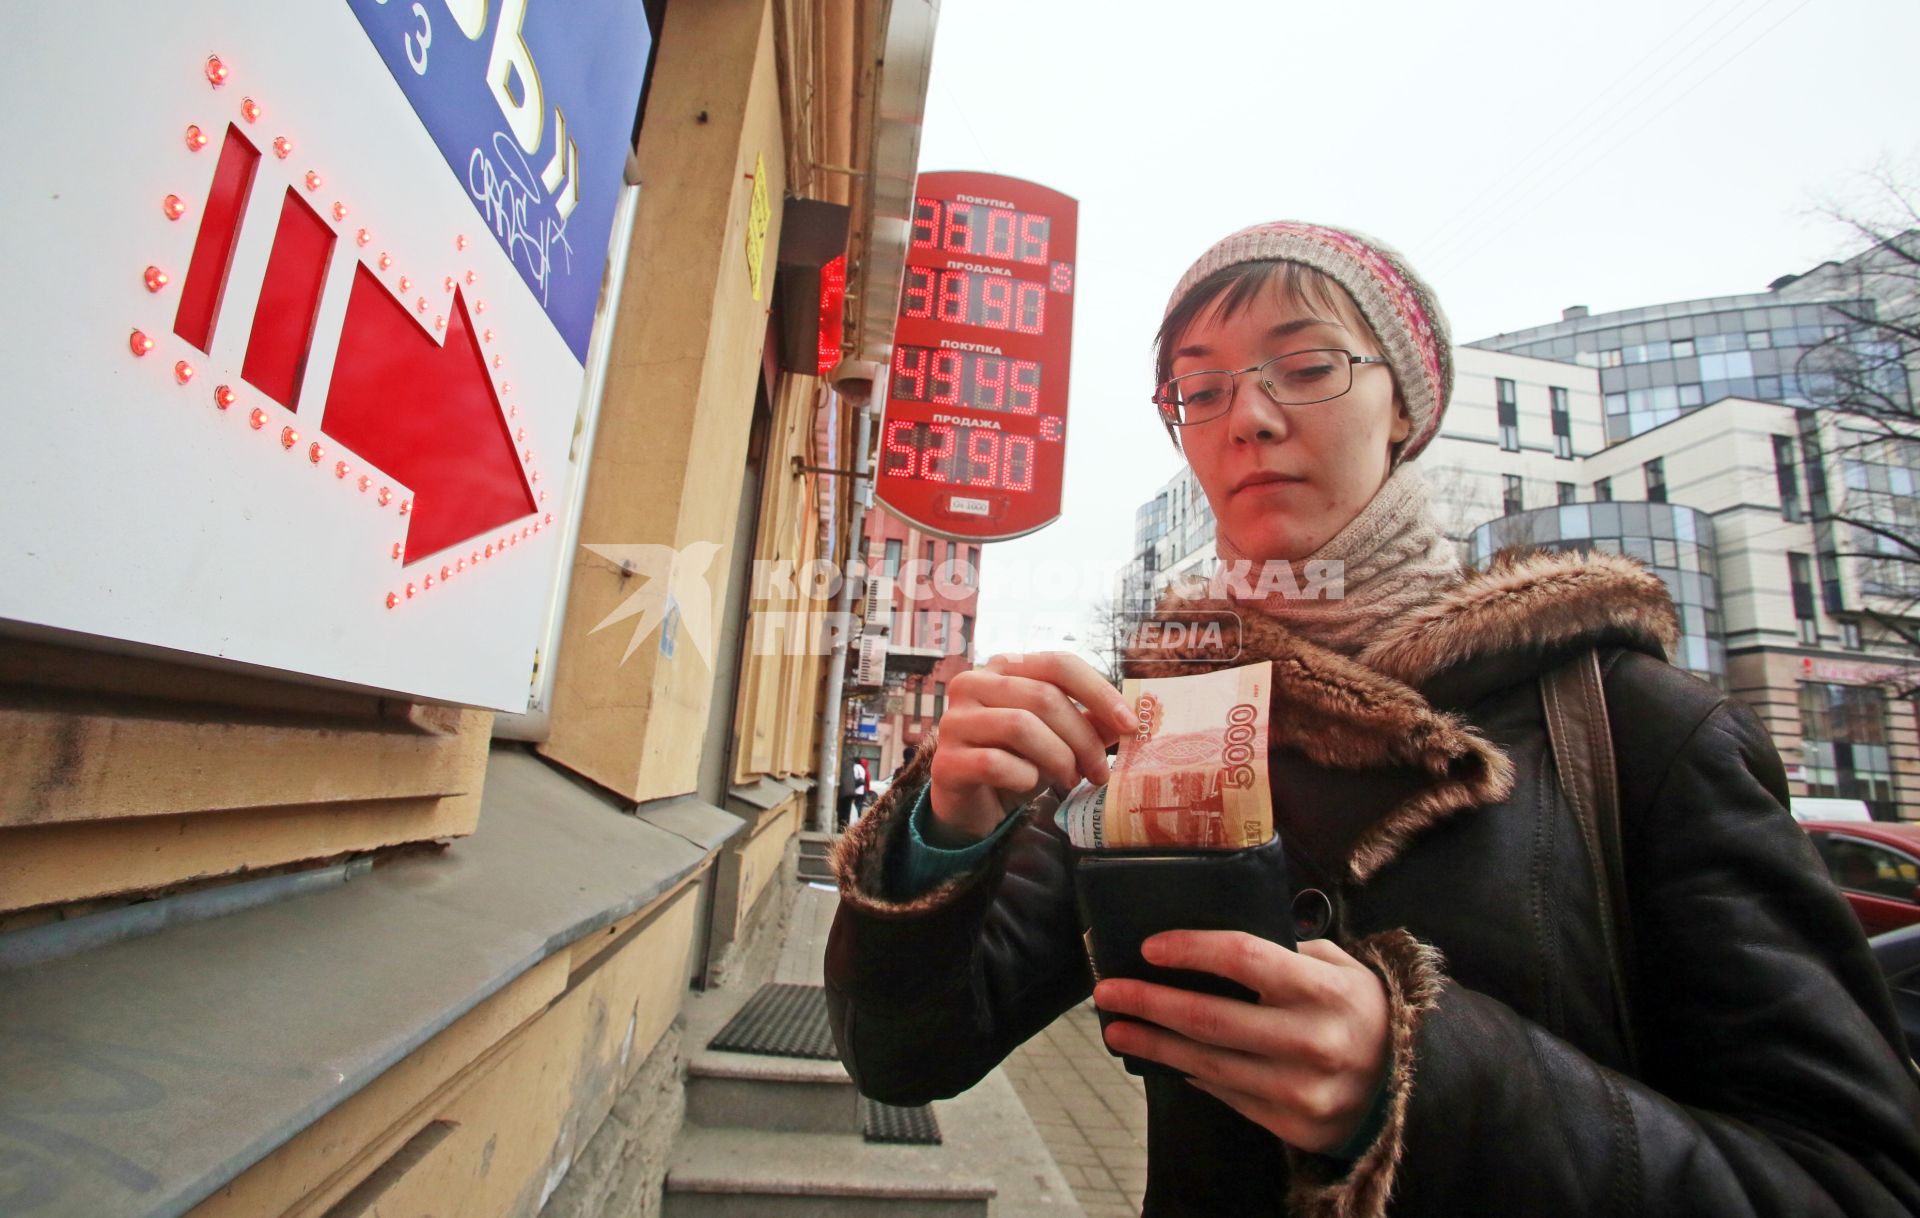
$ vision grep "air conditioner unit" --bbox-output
[853,634,888,687]
[863,575,893,634]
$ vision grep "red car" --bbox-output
[1802,820,1920,935]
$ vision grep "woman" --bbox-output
[826,221,1920,1215]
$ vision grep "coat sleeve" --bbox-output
[823,740,1093,1105]
[1291,669,1920,1218]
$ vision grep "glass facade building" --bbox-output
[1467,502,1724,683]
[1470,291,1903,444]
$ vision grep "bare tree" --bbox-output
[1792,166,1920,675]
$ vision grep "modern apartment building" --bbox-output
[1116,243,1920,819]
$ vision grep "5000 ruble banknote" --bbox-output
[1060,661,1272,850]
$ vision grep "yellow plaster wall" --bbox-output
[542,0,790,804]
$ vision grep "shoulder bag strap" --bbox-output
[1541,649,1641,1073]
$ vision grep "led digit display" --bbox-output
[880,172,1076,542]
[911,197,1051,264]
[890,344,1043,413]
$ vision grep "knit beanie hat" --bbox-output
[1164,222,1453,464]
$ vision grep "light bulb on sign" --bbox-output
[484,544,494,558]
[543,513,553,525]
[392,542,403,560]
[331,202,348,222]
[174,360,194,384]
[443,276,455,293]
[435,315,444,331]
[515,428,525,442]
[129,328,155,357]
[143,266,169,293]
[508,405,518,418]
[440,565,451,580]
[163,194,186,220]
[185,125,209,151]
[457,558,467,572]
[204,55,229,87]
[272,136,292,159]
[249,407,267,429]
[213,384,236,409]
[476,300,486,314]
[469,552,479,565]
[356,229,370,247]
[399,499,412,515]
[493,355,504,369]
[455,234,468,250]
[386,592,399,609]
[406,582,416,599]
[280,426,298,450]
[334,460,350,479]
[305,171,322,192]
[309,441,325,463]
[377,486,392,506]
[465,270,477,286]
[357,475,371,492]
[500,382,512,394]
[423,574,434,590]
[378,253,392,271]
[482,329,493,344]
[398,276,410,293]
[240,97,260,123]
[415,297,427,314]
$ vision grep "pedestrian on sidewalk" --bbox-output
[824,221,1920,1215]
[838,754,868,831]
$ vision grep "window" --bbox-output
[915,608,928,648]
[1815,836,1919,901]
[1773,434,1802,521]
[942,610,954,654]
[1644,457,1667,503]
[1594,477,1613,502]
[934,682,947,722]
[1550,386,1572,459]
[923,540,935,571]
[1503,474,1523,516]
[1841,621,1862,651]
[1800,681,1897,817]
[961,614,974,655]
[1496,377,1519,451]
[1601,349,1623,368]
[946,541,957,569]
[966,545,980,584]
[1557,481,1577,505]
[1790,552,1818,644]
[883,539,901,578]
[1671,338,1695,358]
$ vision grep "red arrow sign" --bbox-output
[321,266,535,563]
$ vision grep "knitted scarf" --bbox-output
[1210,465,1462,657]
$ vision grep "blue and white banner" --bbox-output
[349,0,652,363]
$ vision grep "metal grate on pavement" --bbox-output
[862,1097,941,1144]
[706,981,837,1059]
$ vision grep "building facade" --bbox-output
[1,2,943,1214]
[849,506,983,781]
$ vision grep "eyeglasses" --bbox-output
[1153,348,1388,427]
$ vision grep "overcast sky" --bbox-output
[904,0,1920,661]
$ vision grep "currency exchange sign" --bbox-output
[877,172,1078,542]
[348,0,652,363]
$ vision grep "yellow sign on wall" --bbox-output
[745,151,771,301]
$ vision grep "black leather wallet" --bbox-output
[1071,833,1311,1077]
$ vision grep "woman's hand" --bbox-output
[1094,931,1392,1155]
[928,652,1135,844]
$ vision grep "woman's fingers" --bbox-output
[1092,977,1288,1058]
[1135,930,1328,1004]
[989,651,1136,736]
[947,706,1084,795]
[957,671,1119,787]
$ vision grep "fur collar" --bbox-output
[1122,550,1678,881]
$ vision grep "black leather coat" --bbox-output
[826,552,1920,1216]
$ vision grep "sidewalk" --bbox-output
[1002,1004,1149,1217]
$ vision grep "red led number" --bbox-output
[936,270,967,324]
[893,345,928,398]
[882,418,917,476]
[919,423,956,479]
[965,430,998,486]
[903,266,934,318]
[1010,360,1040,412]
[911,197,939,248]
[942,203,972,254]
[931,350,962,406]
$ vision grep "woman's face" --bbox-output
[1170,280,1410,563]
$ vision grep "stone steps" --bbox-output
[663,1126,993,1218]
